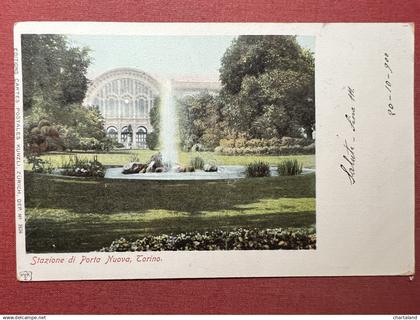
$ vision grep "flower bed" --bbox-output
[100,227,316,251]
[61,155,105,177]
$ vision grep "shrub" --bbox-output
[234,137,247,148]
[27,156,54,174]
[100,227,316,251]
[303,142,315,153]
[245,161,271,178]
[79,137,102,151]
[268,137,281,146]
[246,139,262,148]
[61,155,105,177]
[277,159,303,176]
[219,138,235,148]
[146,132,159,150]
[201,133,220,150]
[191,143,205,152]
[190,156,204,170]
[280,136,295,146]
[214,146,224,154]
[215,137,315,156]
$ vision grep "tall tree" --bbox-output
[177,92,224,150]
[21,34,91,112]
[21,34,112,154]
[219,35,315,139]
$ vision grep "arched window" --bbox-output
[121,125,133,146]
[136,127,147,149]
[106,126,118,141]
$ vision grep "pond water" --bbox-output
[104,165,315,181]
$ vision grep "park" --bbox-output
[22,34,316,252]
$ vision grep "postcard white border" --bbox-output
[15,22,414,281]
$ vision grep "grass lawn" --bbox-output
[26,150,315,170]
[25,171,316,253]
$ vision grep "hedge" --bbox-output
[215,144,315,156]
[100,227,316,251]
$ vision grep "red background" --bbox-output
[0,0,419,314]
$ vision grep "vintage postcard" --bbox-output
[14,22,414,281]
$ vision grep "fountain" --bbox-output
[103,79,314,180]
[160,79,179,169]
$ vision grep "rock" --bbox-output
[176,166,186,173]
[122,162,145,174]
[146,161,155,173]
[204,164,218,172]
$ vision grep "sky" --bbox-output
[67,35,315,81]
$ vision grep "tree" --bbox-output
[146,132,159,150]
[149,97,161,133]
[219,35,315,139]
[21,35,113,153]
[177,92,224,151]
[22,34,91,111]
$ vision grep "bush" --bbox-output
[146,132,159,150]
[191,143,205,152]
[277,159,303,176]
[246,139,262,148]
[79,137,102,151]
[61,155,105,177]
[219,138,235,148]
[303,142,315,153]
[245,161,271,178]
[234,137,247,148]
[27,155,54,174]
[100,227,316,251]
[190,156,204,170]
[214,146,224,154]
[215,137,315,156]
[200,133,220,150]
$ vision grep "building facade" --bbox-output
[83,67,220,148]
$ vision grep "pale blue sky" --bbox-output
[67,35,315,81]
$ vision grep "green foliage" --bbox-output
[25,119,65,154]
[277,159,303,176]
[147,97,161,146]
[26,155,54,174]
[190,156,205,170]
[219,35,315,139]
[60,127,81,151]
[79,137,102,151]
[61,155,105,177]
[21,34,111,155]
[146,131,159,150]
[22,34,91,111]
[177,92,224,151]
[100,227,316,251]
[27,104,109,152]
[245,161,271,177]
[216,137,314,156]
